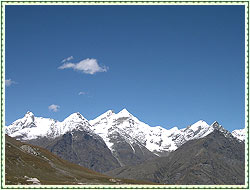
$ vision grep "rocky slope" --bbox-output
[45,129,121,173]
[5,135,155,185]
[106,129,245,185]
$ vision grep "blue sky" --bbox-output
[5,5,245,131]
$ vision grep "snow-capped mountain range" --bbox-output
[5,111,92,141]
[6,109,245,156]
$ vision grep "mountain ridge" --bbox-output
[6,109,245,149]
[5,109,245,173]
[105,129,245,185]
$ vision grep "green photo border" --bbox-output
[0,0,249,189]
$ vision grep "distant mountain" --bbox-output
[5,135,154,185]
[89,109,244,157]
[5,109,245,173]
[89,109,158,165]
[232,128,246,142]
[106,129,245,185]
[5,112,121,173]
[5,112,93,141]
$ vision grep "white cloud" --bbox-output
[78,91,86,95]
[59,62,75,69]
[58,58,108,75]
[48,104,60,112]
[61,56,74,63]
[5,79,16,87]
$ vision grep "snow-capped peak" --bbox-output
[22,111,35,123]
[209,121,238,140]
[186,120,209,131]
[92,110,114,122]
[12,111,36,128]
[25,111,34,117]
[232,128,245,142]
[117,108,132,117]
[211,121,220,127]
[211,121,225,131]
[6,111,92,141]
[106,110,115,117]
[63,112,87,123]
